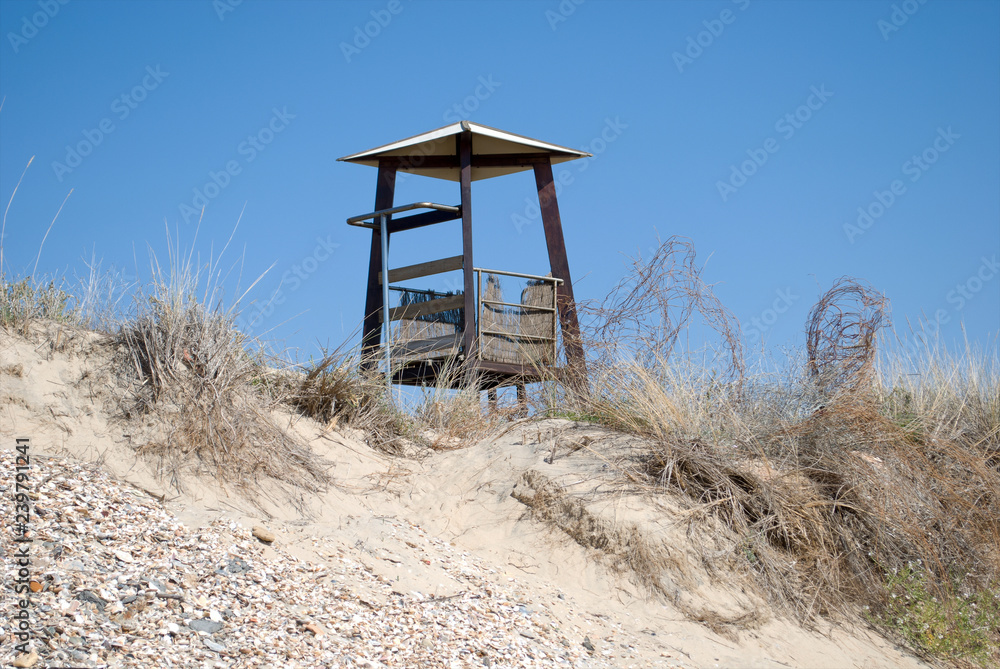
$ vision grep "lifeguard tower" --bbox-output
[340,121,588,398]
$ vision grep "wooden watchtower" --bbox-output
[340,121,588,395]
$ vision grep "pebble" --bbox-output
[188,618,224,634]
[203,639,226,653]
[1,454,641,668]
[251,525,275,543]
[12,651,39,667]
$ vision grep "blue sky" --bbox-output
[1,0,997,361]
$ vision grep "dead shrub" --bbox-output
[114,247,329,497]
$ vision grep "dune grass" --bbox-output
[286,343,501,455]
[105,232,335,497]
[507,240,999,666]
[535,289,999,666]
[0,276,77,333]
[4,204,997,666]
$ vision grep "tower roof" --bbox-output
[338,121,591,182]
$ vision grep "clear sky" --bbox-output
[2,0,997,361]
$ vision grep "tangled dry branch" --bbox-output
[806,277,889,394]
[580,236,744,383]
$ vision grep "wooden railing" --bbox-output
[475,268,561,367]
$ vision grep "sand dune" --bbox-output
[1,322,927,668]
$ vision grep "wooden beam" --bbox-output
[381,294,465,323]
[473,153,556,167]
[534,160,588,389]
[393,333,460,357]
[375,153,563,170]
[360,160,396,367]
[459,130,477,377]
[387,208,461,234]
[392,361,449,386]
[390,358,548,389]
[380,255,463,284]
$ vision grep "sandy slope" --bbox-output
[0,322,928,668]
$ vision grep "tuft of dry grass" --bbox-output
[412,359,500,450]
[113,235,329,497]
[288,347,499,454]
[285,347,417,457]
[416,386,494,450]
[880,334,1000,466]
[1,257,135,337]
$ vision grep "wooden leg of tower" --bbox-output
[458,129,479,388]
[533,160,588,395]
[361,160,397,370]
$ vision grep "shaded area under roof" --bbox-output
[337,121,592,182]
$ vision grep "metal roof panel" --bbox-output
[338,122,591,181]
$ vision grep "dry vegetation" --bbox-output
[112,277,331,497]
[4,226,998,666]
[537,239,1000,667]
[285,349,421,456]
[283,346,498,455]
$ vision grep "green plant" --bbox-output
[869,564,1000,666]
[1,276,76,332]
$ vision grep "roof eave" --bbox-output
[337,122,592,164]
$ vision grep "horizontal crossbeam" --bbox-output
[378,153,559,170]
[392,334,460,357]
[388,208,462,233]
[381,293,465,323]
[380,255,463,284]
